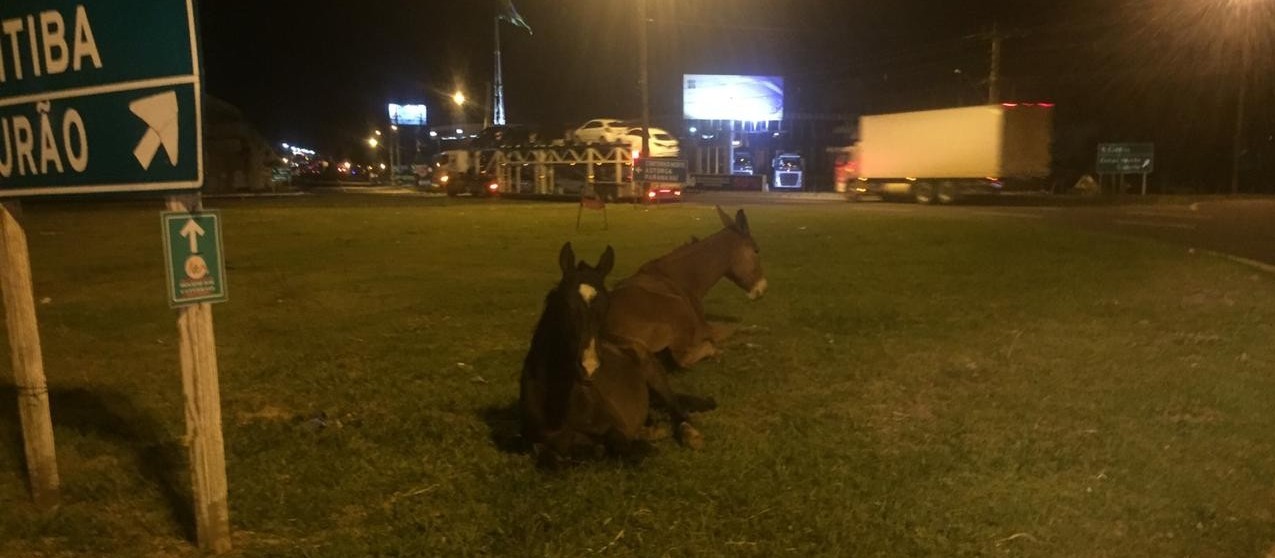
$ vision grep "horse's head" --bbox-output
[716,206,767,300]
[556,242,615,380]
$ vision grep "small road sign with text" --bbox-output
[162,211,226,307]
[1097,143,1154,174]
[636,158,688,183]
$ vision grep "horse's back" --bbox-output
[605,273,700,353]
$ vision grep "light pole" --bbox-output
[390,125,400,185]
[367,134,381,183]
[1231,45,1248,194]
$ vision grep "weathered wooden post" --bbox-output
[165,194,231,554]
[0,201,59,510]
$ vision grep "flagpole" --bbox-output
[492,15,504,126]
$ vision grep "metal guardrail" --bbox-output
[472,144,637,197]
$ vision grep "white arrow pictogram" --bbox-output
[130,91,180,170]
[180,218,205,253]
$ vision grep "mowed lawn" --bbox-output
[2,196,1275,557]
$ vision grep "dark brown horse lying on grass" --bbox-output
[519,243,714,466]
[604,206,766,368]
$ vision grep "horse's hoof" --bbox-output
[642,424,672,441]
[677,422,704,451]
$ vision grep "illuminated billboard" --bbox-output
[683,74,784,121]
[388,103,428,126]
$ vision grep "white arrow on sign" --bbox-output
[130,91,180,170]
[180,218,205,254]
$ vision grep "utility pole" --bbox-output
[1231,39,1250,195]
[638,0,651,160]
[988,22,1002,104]
[967,23,1019,104]
[637,0,651,201]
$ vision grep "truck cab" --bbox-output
[770,153,804,190]
[430,150,498,197]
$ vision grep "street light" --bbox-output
[452,91,466,106]
[367,137,379,148]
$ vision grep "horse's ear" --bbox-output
[559,242,575,276]
[596,245,615,277]
[715,205,735,229]
[735,209,750,235]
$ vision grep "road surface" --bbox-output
[689,192,1275,269]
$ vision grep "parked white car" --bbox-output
[620,127,680,158]
[571,118,629,144]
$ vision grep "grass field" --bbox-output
[2,196,1275,557]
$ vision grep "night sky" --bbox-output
[199,0,1274,183]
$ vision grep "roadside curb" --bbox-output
[203,191,309,199]
[1203,250,1275,275]
[688,190,844,199]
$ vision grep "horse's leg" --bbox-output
[671,338,719,368]
[641,423,671,441]
[682,308,725,366]
[707,322,737,343]
[673,393,718,413]
[639,356,706,450]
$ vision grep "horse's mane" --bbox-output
[641,227,738,271]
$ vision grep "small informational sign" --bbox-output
[162,211,227,307]
[636,158,688,184]
[1097,143,1154,174]
[0,0,204,198]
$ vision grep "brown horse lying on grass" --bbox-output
[604,206,766,368]
[519,243,714,467]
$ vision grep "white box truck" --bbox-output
[849,104,1053,204]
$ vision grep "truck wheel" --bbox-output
[911,182,936,204]
[937,181,962,205]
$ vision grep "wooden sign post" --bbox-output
[166,194,231,553]
[0,202,59,510]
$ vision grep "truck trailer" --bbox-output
[848,104,1053,204]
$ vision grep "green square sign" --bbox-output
[162,211,227,307]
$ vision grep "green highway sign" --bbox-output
[162,211,226,307]
[0,0,203,197]
[1097,143,1154,174]
[635,158,688,183]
